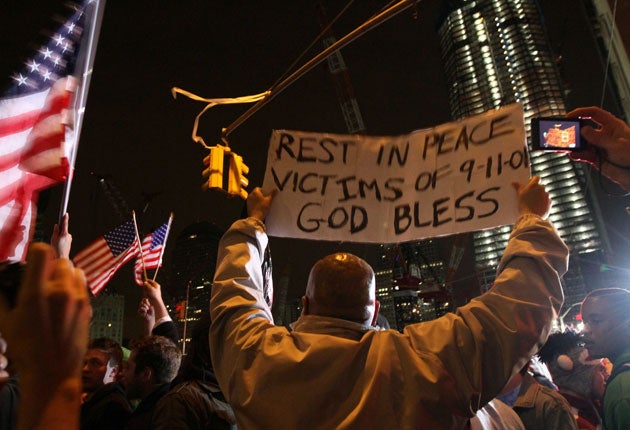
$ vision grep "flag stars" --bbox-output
[14,74,28,86]
[41,47,53,59]
[66,22,76,34]
[27,60,40,73]
[54,34,65,46]
[41,70,53,82]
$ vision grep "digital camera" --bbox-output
[531,117,587,152]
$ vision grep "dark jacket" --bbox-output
[81,382,132,430]
[152,380,236,430]
[125,383,171,430]
[152,320,179,345]
[0,374,19,430]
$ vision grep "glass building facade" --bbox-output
[437,0,609,309]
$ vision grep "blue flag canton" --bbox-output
[150,222,169,250]
[5,0,89,97]
[104,221,137,256]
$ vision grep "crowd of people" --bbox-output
[0,106,629,429]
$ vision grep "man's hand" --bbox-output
[0,243,90,429]
[141,279,170,325]
[567,106,630,191]
[0,243,90,383]
[143,279,163,303]
[137,297,155,336]
[512,176,550,218]
[51,213,72,259]
[247,187,277,222]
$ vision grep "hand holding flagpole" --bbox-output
[152,213,173,281]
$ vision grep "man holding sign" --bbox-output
[210,175,568,429]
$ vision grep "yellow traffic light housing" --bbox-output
[228,152,250,199]
[202,145,249,199]
[202,145,226,191]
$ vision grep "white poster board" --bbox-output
[262,103,530,243]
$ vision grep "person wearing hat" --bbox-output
[538,331,609,430]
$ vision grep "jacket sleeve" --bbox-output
[402,214,568,415]
[209,218,278,402]
[152,320,179,345]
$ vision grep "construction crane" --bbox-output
[316,2,366,135]
[93,173,131,221]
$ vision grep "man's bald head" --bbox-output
[304,253,377,325]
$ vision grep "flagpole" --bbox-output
[58,0,107,223]
[152,212,174,281]
[132,210,147,282]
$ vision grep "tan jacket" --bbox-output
[210,214,568,429]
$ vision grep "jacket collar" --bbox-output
[291,314,375,339]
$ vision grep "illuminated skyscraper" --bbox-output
[437,0,611,309]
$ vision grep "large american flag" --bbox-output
[134,219,170,285]
[73,220,139,296]
[0,1,90,261]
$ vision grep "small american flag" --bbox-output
[73,220,139,296]
[0,1,91,261]
[134,220,170,285]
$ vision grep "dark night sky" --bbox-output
[3,1,630,337]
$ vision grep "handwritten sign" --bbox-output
[262,103,530,243]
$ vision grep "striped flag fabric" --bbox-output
[134,220,169,285]
[0,1,90,261]
[73,220,139,296]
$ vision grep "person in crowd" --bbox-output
[209,177,569,429]
[152,311,237,429]
[81,337,132,430]
[581,288,630,430]
[0,332,18,430]
[469,398,525,430]
[0,243,91,430]
[137,279,179,344]
[498,361,578,429]
[529,355,558,390]
[124,335,182,430]
[0,261,22,430]
[567,106,630,191]
[538,330,608,429]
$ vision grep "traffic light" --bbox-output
[228,152,250,199]
[201,145,249,199]
[202,145,226,190]
[175,300,187,320]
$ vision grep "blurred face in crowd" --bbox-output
[123,351,146,400]
[82,349,118,393]
[581,295,630,361]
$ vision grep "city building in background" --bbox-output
[282,0,629,332]
[375,240,452,331]
[90,293,125,343]
[437,0,615,317]
[168,221,224,352]
[588,0,630,121]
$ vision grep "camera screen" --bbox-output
[534,118,582,150]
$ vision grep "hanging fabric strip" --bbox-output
[171,87,270,148]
